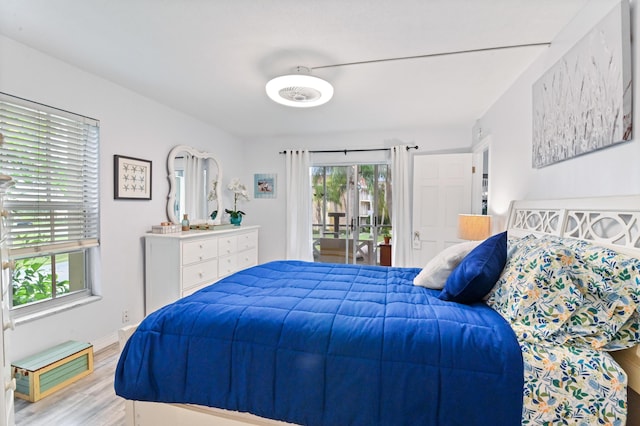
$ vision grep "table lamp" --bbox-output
[458,214,491,241]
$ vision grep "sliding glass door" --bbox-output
[311,164,391,265]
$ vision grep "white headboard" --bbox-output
[506,195,640,394]
[506,195,640,256]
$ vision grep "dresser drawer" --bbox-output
[237,248,258,270]
[218,236,238,257]
[181,282,211,298]
[182,259,218,290]
[237,231,258,251]
[182,238,218,265]
[218,255,238,278]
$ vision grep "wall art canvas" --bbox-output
[532,1,632,168]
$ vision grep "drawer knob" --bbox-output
[2,261,14,270]
[0,210,8,218]
[5,378,15,392]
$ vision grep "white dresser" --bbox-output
[144,225,259,314]
[0,175,15,426]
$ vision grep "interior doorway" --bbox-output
[472,137,490,215]
[311,164,391,265]
[412,153,473,266]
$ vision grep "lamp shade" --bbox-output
[458,214,491,241]
[265,67,333,108]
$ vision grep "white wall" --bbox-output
[243,126,471,262]
[0,34,471,358]
[478,0,640,230]
[0,35,247,359]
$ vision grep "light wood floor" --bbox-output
[14,343,125,426]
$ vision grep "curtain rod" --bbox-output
[279,145,418,155]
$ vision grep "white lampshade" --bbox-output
[265,67,333,108]
[458,214,491,241]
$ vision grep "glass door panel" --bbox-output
[312,164,391,265]
[312,166,350,264]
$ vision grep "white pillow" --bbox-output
[413,240,483,289]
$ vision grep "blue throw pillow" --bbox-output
[439,231,507,304]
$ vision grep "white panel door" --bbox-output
[412,154,472,266]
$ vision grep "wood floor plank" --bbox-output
[15,343,125,426]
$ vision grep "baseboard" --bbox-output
[91,331,118,353]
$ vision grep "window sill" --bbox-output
[14,295,103,326]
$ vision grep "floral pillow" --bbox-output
[486,237,584,343]
[488,234,640,350]
[545,236,640,350]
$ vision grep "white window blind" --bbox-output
[0,93,100,257]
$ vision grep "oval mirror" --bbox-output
[167,145,223,225]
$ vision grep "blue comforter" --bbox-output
[115,261,523,425]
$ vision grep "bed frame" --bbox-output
[119,195,640,426]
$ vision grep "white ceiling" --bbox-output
[0,0,589,139]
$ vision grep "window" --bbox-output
[0,93,100,316]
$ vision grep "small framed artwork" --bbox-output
[114,155,152,200]
[254,173,276,199]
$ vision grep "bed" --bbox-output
[115,195,640,425]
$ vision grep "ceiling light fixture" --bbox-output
[266,42,550,108]
[265,66,334,108]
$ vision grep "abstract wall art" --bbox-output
[532,1,632,168]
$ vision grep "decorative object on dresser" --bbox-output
[225,178,249,226]
[114,155,152,200]
[144,226,259,314]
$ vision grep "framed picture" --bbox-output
[114,155,152,200]
[254,173,276,199]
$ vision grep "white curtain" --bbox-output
[285,150,313,261]
[184,155,205,220]
[391,145,412,266]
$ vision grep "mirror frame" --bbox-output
[166,145,223,224]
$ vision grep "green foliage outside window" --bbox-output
[12,256,70,307]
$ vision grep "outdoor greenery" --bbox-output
[312,164,392,244]
[12,255,69,307]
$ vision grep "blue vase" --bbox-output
[230,215,242,226]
